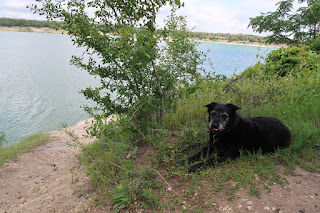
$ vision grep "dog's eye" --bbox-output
[221,114,228,119]
[211,111,217,116]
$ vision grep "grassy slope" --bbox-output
[0,133,50,167]
[78,60,320,211]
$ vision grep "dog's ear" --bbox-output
[226,103,241,112]
[204,102,217,111]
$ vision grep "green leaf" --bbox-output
[140,202,149,209]
[118,204,128,209]
[302,68,311,76]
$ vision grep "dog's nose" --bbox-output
[209,121,220,132]
[211,123,219,130]
[211,123,218,128]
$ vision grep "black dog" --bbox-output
[176,102,291,172]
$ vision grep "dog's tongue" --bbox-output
[213,128,219,132]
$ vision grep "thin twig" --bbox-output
[151,129,182,136]
[223,74,243,91]
[131,122,145,138]
[128,104,143,123]
[156,170,176,194]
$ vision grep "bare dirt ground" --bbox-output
[0,119,96,213]
[0,119,319,213]
[210,167,320,212]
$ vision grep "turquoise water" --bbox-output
[0,31,275,144]
[198,42,273,76]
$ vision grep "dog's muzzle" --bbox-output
[209,122,224,133]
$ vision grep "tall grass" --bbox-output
[165,70,320,150]
[163,63,320,174]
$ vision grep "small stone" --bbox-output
[221,205,232,211]
[192,192,198,199]
[264,206,270,211]
[255,174,260,181]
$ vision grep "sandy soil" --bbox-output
[0,26,65,34]
[1,118,319,213]
[0,119,96,213]
[190,38,284,48]
[212,167,320,212]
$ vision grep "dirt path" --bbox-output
[0,119,95,213]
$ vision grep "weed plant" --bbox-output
[78,119,164,211]
[0,132,5,147]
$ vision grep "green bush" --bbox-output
[242,46,320,78]
[310,35,320,53]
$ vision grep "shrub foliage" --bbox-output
[29,0,212,134]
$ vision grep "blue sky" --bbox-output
[0,0,304,35]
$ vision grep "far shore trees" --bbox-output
[0,17,60,28]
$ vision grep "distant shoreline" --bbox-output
[0,26,65,34]
[190,38,282,49]
[0,26,281,48]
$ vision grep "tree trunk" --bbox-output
[151,61,165,125]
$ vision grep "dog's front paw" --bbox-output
[175,160,186,167]
[188,163,204,173]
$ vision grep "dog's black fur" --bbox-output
[176,102,291,172]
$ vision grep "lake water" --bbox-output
[0,31,275,144]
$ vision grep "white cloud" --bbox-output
[174,0,281,34]
[156,0,285,35]
[1,11,34,19]
[0,0,42,19]
[3,0,31,9]
[241,0,280,11]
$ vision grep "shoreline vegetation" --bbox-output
[0,133,50,167]
[0,118,96,167]
[0,17,281,48]
[0,26,281,48]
